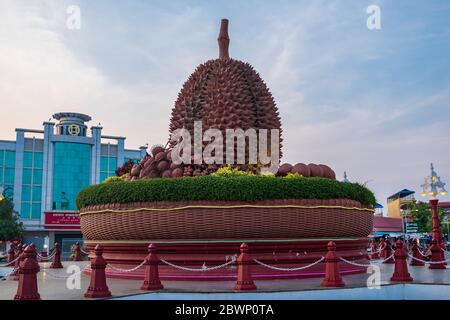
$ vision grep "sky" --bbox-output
[0,0,449,207]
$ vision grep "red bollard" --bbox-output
[7,244,15,264]
[14,244,41,300]
[50,243,63,269]
[390,240,413,282]
[379,238,386,258]
[12,244,25,281]
[429,240,446,270]
[73,242,82,261]
[383,239,394,264]
[141,244,163,291]
[234,243,256,291]
[321,241,345,287]
[84,244,111,298]
[410,240,425,267]
[370,240,379,260]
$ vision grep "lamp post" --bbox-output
[420,163,447,254]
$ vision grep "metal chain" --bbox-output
[339,256,384,267]
[408,253,450,264]
[160,258,235,272]
[37,251,56,261]
[253,257,324,271]
[80,247,90,255]
[42,263,90,279]
[107,260,146,273]
[0,256,20,267]
[342,252,394,266]
[0,267,18,279]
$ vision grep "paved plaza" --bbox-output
[1,255,449,300]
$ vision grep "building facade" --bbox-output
[0,112,146,256]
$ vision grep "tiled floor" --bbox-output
[0,258,449,300]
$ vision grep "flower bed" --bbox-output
[76,175,376,208]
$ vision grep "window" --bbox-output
[99,155,118,182]
[21,149,43,220]
[52,142,91,210]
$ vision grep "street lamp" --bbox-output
[420,163,447,252]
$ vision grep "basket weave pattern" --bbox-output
[80,198,373,241]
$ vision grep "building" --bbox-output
[387,189,415,218]
[0,112,146,256]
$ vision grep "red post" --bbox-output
[12,244,24,281]
[370,240,379,259]
[429,240,446,270]
[234,243,256,291]
[7,244,15,264]
[73,242,82,261]
[410,239,425,267]
[321,241,345,287]
[141,244,164,291]
[383,239,394,264]
[14,244,41,300]
[390,240,413,282]
[50,243,63,269]
[379,238,386,258]
[430,199,446,264]
[84,244,111,298]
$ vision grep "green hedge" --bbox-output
[76,176,376,209]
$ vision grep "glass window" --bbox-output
[32,186,42,201]
[0,150,4,166]
[5,151,15,167]
[0,172,3,184]
[31,203,41,219]
[22,168,32,184]
[20,203,30,219]
[109,157,117,171]
[33,169,43,185]
[23,152,33,168]
[4,168,15,184]
[100,156,108,171]
[100,172,108,183]
[52,142,91,210]
[34,152,43,168]
[21,185,31,201]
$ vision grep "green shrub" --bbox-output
[76,175,376,209]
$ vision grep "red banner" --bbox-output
[44,212,80,230]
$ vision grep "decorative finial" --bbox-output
[218,19,230,59]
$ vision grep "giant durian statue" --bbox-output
[168,19,282,162]
[127,19,335,180]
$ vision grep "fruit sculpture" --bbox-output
[125,19,335,181]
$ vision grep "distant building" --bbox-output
[387,189,415,218]
[0,112,147,256]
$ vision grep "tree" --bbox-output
[0,197,24,242]
[408,200,444,233]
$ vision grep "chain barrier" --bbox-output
[80,247,90,255]
[407,253,450,265]
[0,256,20,267]
[106,260,147,273]
[370,245,385,256]
[253,257,324,271]
[340,253,395,267]
[36,251,56,261]
[160,258,236,272]
[418,248,431,257]
[0,267,17,279]
[42,263,91,279]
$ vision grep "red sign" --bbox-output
[44,212,80,230]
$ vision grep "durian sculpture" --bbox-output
[126,19,336,180]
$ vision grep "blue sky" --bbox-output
[0,0,449,206]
